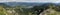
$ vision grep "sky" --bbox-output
[0,0,60,3]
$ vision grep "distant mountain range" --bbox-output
[0,2,60,7]
[5,2,45,6]
[0,2,60,8]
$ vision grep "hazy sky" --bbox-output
[0,0,60,3]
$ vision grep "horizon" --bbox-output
[0,0,60,3]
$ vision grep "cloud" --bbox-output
[0,0,60,3]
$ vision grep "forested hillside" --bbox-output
[0,3,60,15]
